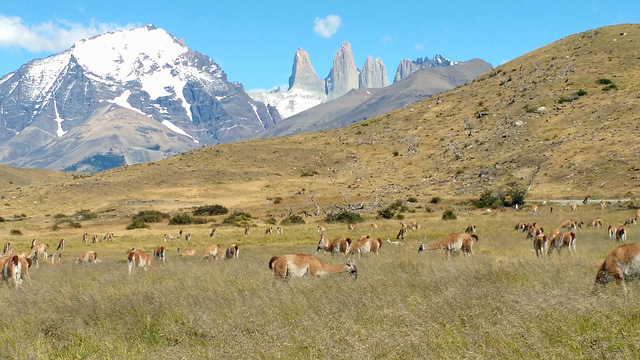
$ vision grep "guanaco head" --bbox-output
[346,259,357,279]
[418,242,426,252]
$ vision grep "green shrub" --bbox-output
[10,229,22,235]
[597,78,614,85]
[430,197,442,204]
[265,217,277,225]
[169,213,197,225]
[281,215,305,226]
[51,224,60,231]
[193,204,228,216]
[222,211,254,226]
[442,209,457,220]
[68,222,82,228]
[73,209,97,221]
[407,197,418,203]
[575,88,588,96]
[126,219,150,230]
[378,200,410,219]
[325,210,364,224]
[133,210,170,223]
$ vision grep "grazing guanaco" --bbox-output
[269,254,357,280]
[533,234,549,258]
[418,233,478,258]
[225,244,239,259]
[202,245,220,261]
[128,249,152,274]
[153,246,166,262]
[594,242,640,293]
[547,232,576,255]
[616,227,627,242]
[317,234,351,256]
[178,248,198,257]
[348,235,382,257]
[76,251,99,263]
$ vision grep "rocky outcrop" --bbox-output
[393,55,457,83]
[359,56,389,89]
[288,48,325,94]
[325,42,360,101]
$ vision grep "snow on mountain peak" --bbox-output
[71,25,187,83]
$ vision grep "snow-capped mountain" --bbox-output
[0,24,279,172]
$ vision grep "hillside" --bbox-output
[1,24,639,221]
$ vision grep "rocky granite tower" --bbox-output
[359,56,389,89]
[288,48,325,94]
[325,41,360,101]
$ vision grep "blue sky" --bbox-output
[1,1,638,91]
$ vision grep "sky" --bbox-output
[1,1,639,92]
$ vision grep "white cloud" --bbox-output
[0,15,136,52]
[413,44,425,51]
[314,15,341,39]
[379,35,392,45]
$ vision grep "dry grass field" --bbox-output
[1,204,640,359]
[1,24,640,358]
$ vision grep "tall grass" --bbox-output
[1,207,640,358]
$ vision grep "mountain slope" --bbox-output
[0,24,278,172]
[2,24,638,219]
[256,58,492,138]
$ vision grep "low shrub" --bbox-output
[325,210,363,224]
[442,209,457,220]
[169,213,197,225]
[193,204,228,216]
[281,215,305,226]
[222,211,254,226]
[9,229,22,235]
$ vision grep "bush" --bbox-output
[473,181,526,209]
[73,209,97,221]
[442,210,457,220]
[222,211,254,226]
[193,204,228,216]
[126,220,150,230]
[430,197,442,204]
[133,210,170,223]
[281,215,305,226]
[68,222,82,228]
[51,224,60,231]
[325,210,364,224]
[268,197,283,204]
[597,78,614,85]
[378,200,410,219]
[575,88,588,96]
[407,197,418,203]
[169,213,197,225]
[10,229,22,235]
[265,217,277,225]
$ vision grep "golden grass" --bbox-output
[1,205,640,358]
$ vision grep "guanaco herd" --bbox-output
[2,208,639,292]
